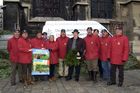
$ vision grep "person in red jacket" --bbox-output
[93,29,103,79]
[42,32,48,41]
[31,31,45,49]
[100,29,111,82]
[31,31,46,81]
[7,29,21,86]
[107,26,129,87]
[93,29,99,36]
[46,35,58,81]
[18,30,33,86]
[84,27,100,82]
[56,29,69,78]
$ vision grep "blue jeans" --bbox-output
[101,61,110,81]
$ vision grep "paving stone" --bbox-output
[0,70,140,93]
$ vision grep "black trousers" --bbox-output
[49,64,56,78]
[68,65,81,79]
[98,59,103,78]
[110,64,124,83]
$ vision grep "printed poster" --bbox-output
[32,49,50,75]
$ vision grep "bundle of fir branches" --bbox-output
[65,49,80,66]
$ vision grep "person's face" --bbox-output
[61,32,66,37]
[102,31,108,37]
[37,33,42,39]
[93,30,99,36]
[115,29,123,36]
[14,31,20,38]
[22,32,28,39]
[43,34,47,39]
[87,29,92,35]
[49,35,54,42]
[73,32,78,38]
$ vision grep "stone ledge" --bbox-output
[4,0,20,2]
[0,35,12,40]
[118,0,140,5]
[91,18,115,24]
[28,17,64,22]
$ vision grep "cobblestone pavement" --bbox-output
[0,70,140,93]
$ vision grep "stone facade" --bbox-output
[116,0,140,60]
[0,8,3,30]
[2,0,140,60]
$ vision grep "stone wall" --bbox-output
[117,0,140,60]
[0,35,12,49]
[2,0,140,61]
[3,2,20,31]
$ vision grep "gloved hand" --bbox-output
[28,49,32,52]
[122,60,126,63]
[48,48,52,51]
[107,58,110,61]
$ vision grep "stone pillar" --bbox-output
[0,8,3,30]
[72,1,88,20]
[132,27,140,60]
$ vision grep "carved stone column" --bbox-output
[72,1,88,20]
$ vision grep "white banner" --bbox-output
[42,21,112,39]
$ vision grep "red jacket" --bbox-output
[7,36,19,62]
[110,35,129,65]
[18,37,32,64]
[56,36,69,59]
[46,41,58,64]
[84,35,100,60]
[99,36,111,62]
[31,38,45,49]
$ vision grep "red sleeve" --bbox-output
[30,38,34,48]
[109,37,113,59]
[56,37,59,42]
[98,38,101,56]
[7,39,11,53]
[107,37,111,59]
[123,36,129,61]
[51,41,58,51]
[42,40,46,48]
[45,41,49,49]
[18,39,30,53]
[95,36,101,53]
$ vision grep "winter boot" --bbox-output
[87,71,92,81]
[93,71,98,82]
[118,82,123,87]
[23,75,28,87]
[91,71,94,81]
[27,75,34,85]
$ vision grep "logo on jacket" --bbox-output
[64,43,67,46]
[118,42,120,45]
[105,43,108,46]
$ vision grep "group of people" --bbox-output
[7,25,129,87]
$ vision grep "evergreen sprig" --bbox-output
[65,49,80,66]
